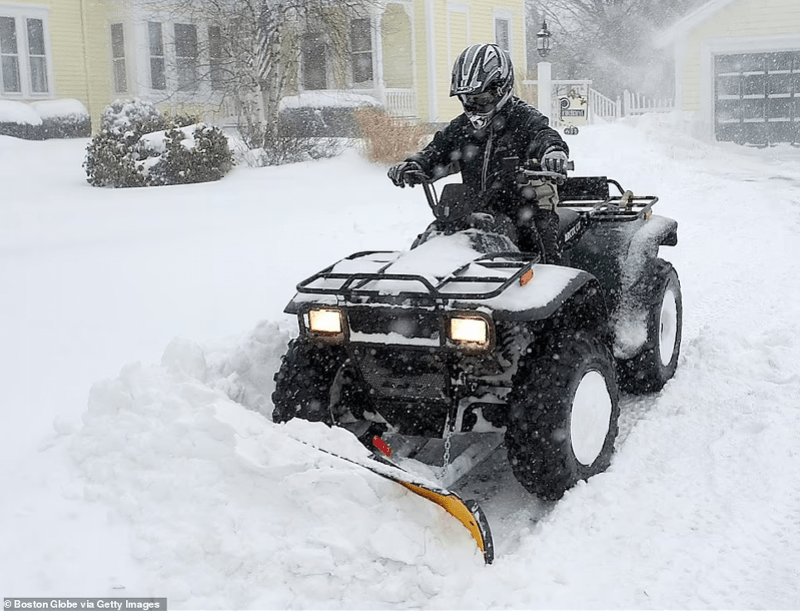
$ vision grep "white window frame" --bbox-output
[0,3,53,99]
[493,9,513,54]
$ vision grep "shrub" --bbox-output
[84,98,233,188]
[355,108,426,164]
[146,124,233,186]
[0,99,90,139]
[32,100,91,138]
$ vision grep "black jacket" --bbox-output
[407,97,568,218]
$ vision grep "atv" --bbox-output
[271,159,681,562]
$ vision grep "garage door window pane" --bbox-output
[717,75,740,96]
[743,74,765,96]
[767,98,792,120]
[743,98,764,120]
[768,73,792,95]
[740,55,764,72]
[716,100,741,123]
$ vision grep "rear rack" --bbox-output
[558,176,659,222]
[296,251,539,304]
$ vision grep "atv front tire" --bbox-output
[619,259,682,393]
[505,331,620,501]
[271,339,348,424]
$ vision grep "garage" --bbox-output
[656,0,800,147]
[715,51,800,145]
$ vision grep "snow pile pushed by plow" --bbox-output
[71,327,483,608]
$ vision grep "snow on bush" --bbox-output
[83,98,233,188]
[0,98,89,139]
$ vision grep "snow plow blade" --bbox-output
[398,480,494,564]
[305,440,494,564]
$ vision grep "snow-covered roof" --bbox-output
[655,0,741,48]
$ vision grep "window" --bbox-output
[350,18,372,86]
[208,25,223,90]
[0,15,20,93]
[174,23,198,91]
[26,18,46,92]
[110,23,127,93]
[148,22,166,90]
[494,17,510,53]
[0,9,51,97]
[302,34,327,90]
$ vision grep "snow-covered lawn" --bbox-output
[1,115,799,608]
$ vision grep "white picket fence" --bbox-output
[621,90,674,116]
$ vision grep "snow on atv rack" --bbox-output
[295,250,540,305]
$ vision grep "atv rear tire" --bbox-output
[505,330,620,501]
[272,339,349,424]
[619,259,682,393]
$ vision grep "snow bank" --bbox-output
[71,332,482,608]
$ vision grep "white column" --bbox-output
[425,0,437,122]
[373,11,385,105]
[537,61,552,122]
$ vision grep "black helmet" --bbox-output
[450,43,514,129]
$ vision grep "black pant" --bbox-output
[517,207,561,265]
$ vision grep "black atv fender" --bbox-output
[613,214,679,359]
[489,267,610,332]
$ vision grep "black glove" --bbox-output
[388,160,425,188]
[542,150,569,175]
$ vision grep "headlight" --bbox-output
[448,314,491,350]
[308,308,344,334]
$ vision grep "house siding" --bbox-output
[409,0,524,123]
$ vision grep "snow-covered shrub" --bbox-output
[84,98,232,188]
[0,100,41,139]
[99,98,165,135]
[146,124,233,186]
[279,91,381,138]
[31,100,91,138]
[0,99,90,139]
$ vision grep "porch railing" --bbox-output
[384,88,417,119]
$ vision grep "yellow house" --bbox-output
[0,0,111,129]
[2,0,527,131]
[657,0,800,145]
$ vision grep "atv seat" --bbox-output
[558,176,609,203]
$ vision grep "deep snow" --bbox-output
[1,114,799,609]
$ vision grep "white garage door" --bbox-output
[715,51,800,146]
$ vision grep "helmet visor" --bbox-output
[459,91,500,114]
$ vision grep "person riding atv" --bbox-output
[388,43,570,264]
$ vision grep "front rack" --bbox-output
[296,251,539,304]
